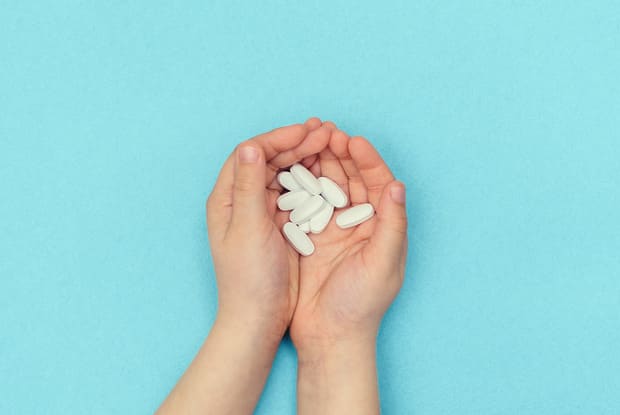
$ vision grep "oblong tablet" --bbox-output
[298,221,311,233]
[318,177,348,208]
[283,222,314,256]
[277,171,302,191]
[290,163,322,195]
[277,190,310,211]
[335,203,375,229]
[310,203,334,234]
[290,195,325,223]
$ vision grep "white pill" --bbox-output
[318,177,348,208]
[277,190,311,211]
[335,203,375,229]
[290,195,325,223]
[298,221,311,233]
[290,163,322,195]
[283,222,315,256]
[277,171,302,191]
[310,203,334,234]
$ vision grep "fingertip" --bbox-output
[307,124,332,147]
[236,141,264,164]
[237,145,260,164]
[322,120,337,130]
[329,129,350,156]
[304,117,322,131]
[348,135,372,157]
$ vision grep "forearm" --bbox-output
[296,336,380,415]
[157,316,280,415]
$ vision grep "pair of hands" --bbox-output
[157,118,408,415]
[208,117,408,361]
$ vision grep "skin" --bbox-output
[156,119,407,415]
[291,125,408,415]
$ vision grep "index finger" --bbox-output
[207,122,313,232]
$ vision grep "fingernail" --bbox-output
[239,146,259,163]
[390,183,406,204]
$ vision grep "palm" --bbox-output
[288,128,407,346]
[297,219,375,332]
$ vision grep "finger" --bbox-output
[322,120,337,130]
[348,136,395,207]
[267,175,283,192]
[231,143,268,227]
[318,145,348,198]
[364,180,408,272]
[268,125,331,169]
[254,123,309,161]
[252,120,322,193]
[329,129,367,204]
[266,189,280,217]
[305,117,322,131]
[308,158,321,177]
[209,123,307,218]
[231,122,312,190]
[209,121,312,234]
[302,154,317,168]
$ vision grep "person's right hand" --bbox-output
[290,126,408,352]
[289,125,408,414]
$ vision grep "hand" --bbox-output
[158,118,334,415]
[290,125,408,414]
[206,118,332,340]
[290,125,408,350]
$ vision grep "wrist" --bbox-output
[296,333,377,369]
[293,324,379,363]
[214,309,285,351]
[296,334,380,415]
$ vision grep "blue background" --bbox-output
[1,1,619,413]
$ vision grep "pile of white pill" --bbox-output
[277,163,375,256]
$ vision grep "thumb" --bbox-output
[231,143,267,226]
[366,180,408,270]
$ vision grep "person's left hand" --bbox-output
[158,118,333,415]
[206,118,331,341]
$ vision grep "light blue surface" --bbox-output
[1,1,619,413]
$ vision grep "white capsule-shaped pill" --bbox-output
[335,203,375,229]
[277,171,302,191]
[277,190,311,211]
[283,222,315,256]
[318,177,348,208]
[290,163,322,195]
[290,195,325,223]
[310,203,334,234]
[298,221,311,233]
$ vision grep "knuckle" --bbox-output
[389,216,408,236]
[234,178,254,193]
